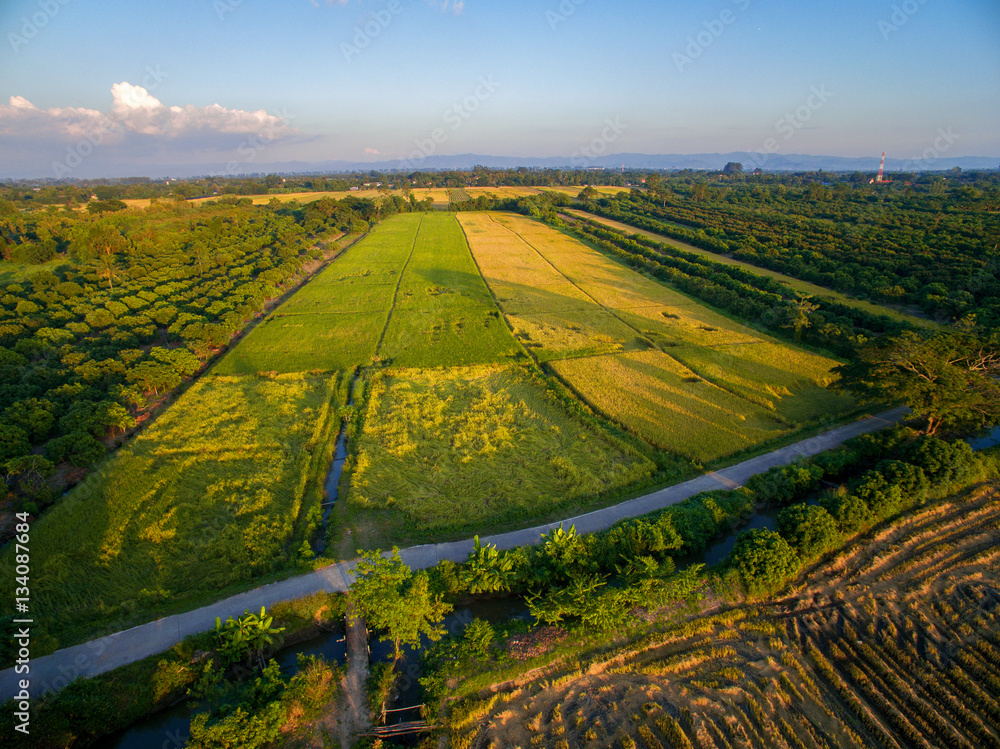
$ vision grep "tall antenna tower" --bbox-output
[869,152,892,184]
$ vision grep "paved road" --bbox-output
[1,406,908,700]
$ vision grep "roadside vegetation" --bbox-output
[421,437,999,749]
[0,591,346,749]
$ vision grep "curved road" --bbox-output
[1,407,908,700]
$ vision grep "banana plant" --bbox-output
[214,606,286,668]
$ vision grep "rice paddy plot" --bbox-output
[460,211,855,461]
[616,305,762,348]
[394,212,497,312]
[343,365,655,537]
[488,279,595,315]
[215,213,428,374]
[509,308,641,362]
[326,215,420,280]
[379,307,521,368]
[15,373,343,650]
[668,342,849,422]
[551,350,790,462]
[277,282,396,315]
[215,311,385,374]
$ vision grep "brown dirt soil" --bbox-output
[447,483,1000,749]
[506,627,568,661]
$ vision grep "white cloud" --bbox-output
[425,0,464,15]
[364,147,380,155]
[0,83,293,142]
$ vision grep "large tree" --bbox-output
[350,548,451,660]
[835,330,1000,436]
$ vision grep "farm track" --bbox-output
[448,485,1000,749]
[0,407,907,701]
[373,213,424,357]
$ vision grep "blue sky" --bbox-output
[0,0,998,177]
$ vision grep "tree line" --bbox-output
[0,194,401,524]
[589,176,999,327]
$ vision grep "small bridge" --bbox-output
[362,704,438,738]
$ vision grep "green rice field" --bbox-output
[216,212,520,373]
[8,372,345,651]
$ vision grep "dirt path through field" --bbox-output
[336,601,371,748]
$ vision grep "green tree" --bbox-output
[0,425,30,461]
[3,398,56,442]
[730,529,800,596]
[784,294,820,341]
[74,222,131,290]
[835,331,1000,436]
[819,487,874,533]
[43,431,106,467]
[350,548,452,660]
[776,504,839,559]
[126,361,182,396]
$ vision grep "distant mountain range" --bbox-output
[8,153,999,180]
[209,152,1000,178]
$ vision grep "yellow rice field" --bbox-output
[459,212,855,462]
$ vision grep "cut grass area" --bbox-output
[459,211,855,462]
[3,373,344,652]
[566,208,943,330]
[337,365,656,543]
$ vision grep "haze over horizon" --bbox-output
[1,0,998,179]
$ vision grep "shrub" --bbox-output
[776,504,839,559]
[852,470,904,518]
[745,464,823,506]
[729,529,800,596]
[43,431,106,467]
[820,488,874,533]
[904,436,981,491]
[875,459,930,506]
